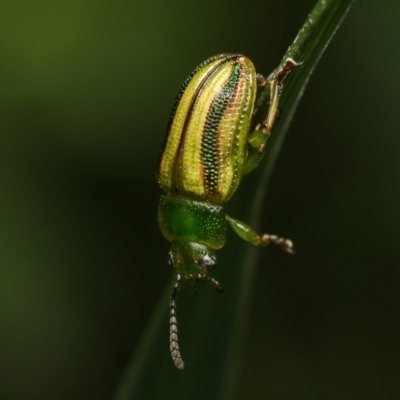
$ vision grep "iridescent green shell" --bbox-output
[157,54,257,205]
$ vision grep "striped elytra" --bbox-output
[157,54,257,204]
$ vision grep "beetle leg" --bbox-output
[276,58,303,83]
[244,82,280,174]
[259,233,295,253]
[248,78,281,147]
[207,277,224,293]
[243,150,263,175]
[226,215,294,254]
[245,58,301,175]
[256,73,268,87]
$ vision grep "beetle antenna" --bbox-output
[207,277,224,293]
[170,274,184,370]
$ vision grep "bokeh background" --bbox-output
[1,0,400,399]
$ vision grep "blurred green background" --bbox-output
[1,0,399,399]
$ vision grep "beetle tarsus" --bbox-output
[261,234,295,254]
[208,277,224,293]
[277,58,303,83]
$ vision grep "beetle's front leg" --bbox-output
[244,58,301,175]
[226,215,294,254]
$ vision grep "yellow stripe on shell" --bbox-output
[177,63,234,198]
[158,58,225,193]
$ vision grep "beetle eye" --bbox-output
[198,255,217,270]
[167,252,174,268]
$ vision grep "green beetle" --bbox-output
[157,54,299,369]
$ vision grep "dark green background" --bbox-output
[1,0,399,399]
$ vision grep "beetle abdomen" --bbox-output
[157,54,256,204]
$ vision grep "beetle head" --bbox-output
[168,241,217,281]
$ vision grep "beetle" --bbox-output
[156,54,299,369]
